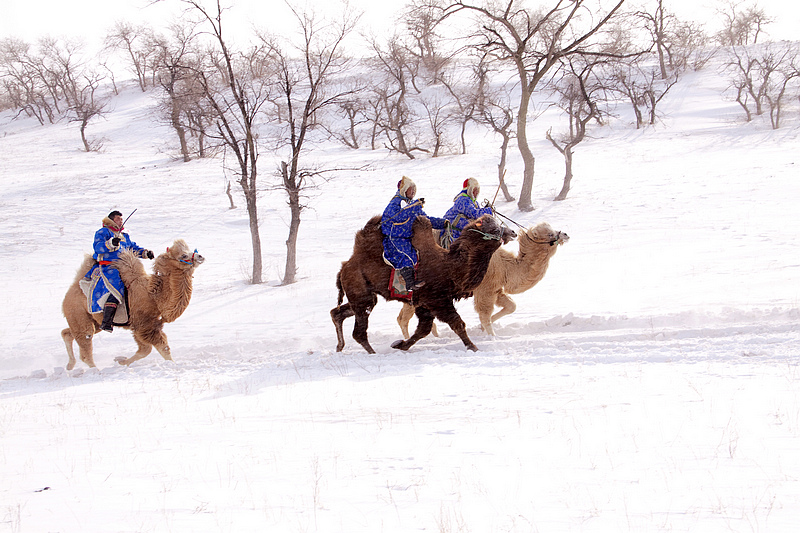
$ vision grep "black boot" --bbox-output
[100,302,117,332]
[399,267,425,291]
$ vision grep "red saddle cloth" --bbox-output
[388,269,413,301]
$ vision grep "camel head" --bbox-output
[462,215,517,244]
[519,222,569,249]
[162,239,205,269]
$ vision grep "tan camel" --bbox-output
[61,239,204,369]
[398,222,568,337]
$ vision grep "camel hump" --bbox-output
[353,216,384,252]
[115,249,146,284]
[412,216,436,250]
[71,254,97,282]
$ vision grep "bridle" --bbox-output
[529,232,565,246]
[167,247,201,265]
[179,250,200,265]
[467,227,502,241]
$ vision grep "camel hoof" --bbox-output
[114,356,130,366]
[391,339,409,351]
[466,344,479,352]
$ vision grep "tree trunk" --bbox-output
[497,133,515,202]
[226,181,236,209]
[242,178,263,284]
[171,104,191,162]
[80,120,90,152]
[516,86,535,211]
[281,161,301,285]
[555,146,573,201]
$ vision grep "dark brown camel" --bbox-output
[331,214,515,353]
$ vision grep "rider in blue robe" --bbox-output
[443,178,494,243]
[381,176,446,291]
[84,211,154,331]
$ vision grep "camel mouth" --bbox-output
[501,227,517,244]
[557,232,569,245]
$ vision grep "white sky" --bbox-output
[1,0,798,49]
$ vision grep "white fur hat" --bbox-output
[397,176,416,197]
[463,177,480,199]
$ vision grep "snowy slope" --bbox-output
[1,61,799,532]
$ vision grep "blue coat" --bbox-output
[381,193,446,269]
[85,219,147,312]
[444,191,493,240]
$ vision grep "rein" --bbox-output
[467,228,502,241]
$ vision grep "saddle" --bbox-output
[388,269,413,301]
[79,266,131,326]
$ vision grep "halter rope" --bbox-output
[467,228,502,241]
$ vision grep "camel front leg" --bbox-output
[489,293,517,333]
[115,342,152,366]
[434,304,478,352]
[391,307,434,351]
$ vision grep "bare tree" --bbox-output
[67,71,109,152]
[636,0,709,78]
[441,0,627,211]
[104,22,156,92]
[611,56,678,128]
[184,0,271,284]
[473,59,516,201]
[725,42,800,128]
[263,5,360,285]
[151,22,203,162]
[546,58,609,200]
[368,36,425,159]
[715,0,771,47]
[419,87,454,157]
[0,38,54,124]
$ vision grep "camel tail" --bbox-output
[335,269,344,307]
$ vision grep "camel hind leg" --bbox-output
[61,328,96,370]
[331,303,355,352]
[331,301,376,354]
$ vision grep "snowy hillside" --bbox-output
[1,59,799,532]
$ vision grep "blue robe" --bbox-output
[443,191,494,240]
[381,193,446,269]
[84,222,146,312]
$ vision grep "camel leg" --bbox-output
[331,303,354,352]
[397,303,414,339]
[391,307,435,351]
[115,334,153,366]
[352,308,376,354]
[152,331,173,362]
[488,293,517,334]
[62,327,96,370]
[474,290,499,335]
[397,302,438,340]
[61,328,78,370]
[435,304,478,351]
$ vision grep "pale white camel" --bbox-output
[398,222,568,337]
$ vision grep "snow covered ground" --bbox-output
[1,61,799,532]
